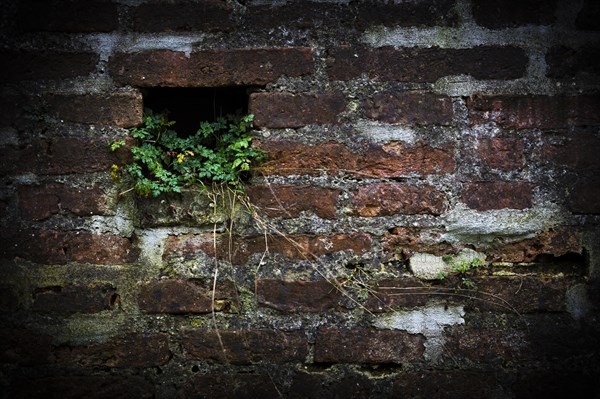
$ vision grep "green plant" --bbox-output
[111,109,264,197]
[447,256,485,288]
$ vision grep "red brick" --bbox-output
[444,326,529,364]
[138,279,239,314]
[328,46,527,82]
[257,141,353,176]
[477,137,525,170]
[1,230,138,265]
[181,374,280,398]
[257,279,343,312]
[484,227,583,263]
[246,0,456,32]
[472,0,556,28]
[246,185,340,219]
[164,232,371,265]
[364,91,454,125]
[11,137,127,176]
[466,276,577,313]
[0,50,98,82]
[133,1,233,32]
[467,95,600,129]
[546,46,600,80]
[391,371,498,399]
[290,371,374,399]
[569,177,600,214]
[257,140,455,177]
[250,92,346,128]
[10,376,154,399]
[55,334,171,368]
[17,0,118,32]
[382,227,453,261]
[314,327,425,363]
[44,92,142,127]
[0,328,53,366]
[462,181,533,210]
[110,48,314,87]
[365,278,444,312]
[351,182,446,217]
[18,183,109,220]
[32,283,118,314]
[542,132,600,171]
[576,0,600,30]
[182,328,308,364]
[353,0,456,28]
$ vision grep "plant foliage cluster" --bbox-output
[111,110,264,197]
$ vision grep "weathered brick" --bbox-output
[462,181,533,211]
[512,368,600,398]
[8,137,127,176]
[43,92,143,127]
[110,48,314,87]
[55,334,171,368]
[353,0,457,28]
[328,46,527,82]
[182,328,308,364]
[365,278,443,312]
[314,327,425,363]
[467,95,600,129]
[391,371,498,399]
[180,374,280,399]
[17,0,118,32]
[257,140,455,177]
[0,50,98,82]
[138,279,239,314]
[289,371,374,399]
[472,0,556,28]
[32,283,118,314]
[257,141,352,176]
[382,227,453,261]
[364,91,454,125]
[249,92,346,128]
[465,276,576,313]
[1,230,138,265]
[477,137,525,171]
[576,0,600,30]
[444,326,529,364]
[246,185,340,219]
[10,376,154,399]
[246,0,456,32]
[132,0,233,32]
[257,279,342,313]
[546,46,600,80]
[164,232,371,265]
[18,183,109,220]
[569,177,600,214]
[542,132,600,171]
[0,328,53,365]
[484,227,583,263]
[351,182,447,217]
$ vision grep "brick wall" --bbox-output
[1,0,599,397]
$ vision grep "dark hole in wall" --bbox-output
[141,87,253,135]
